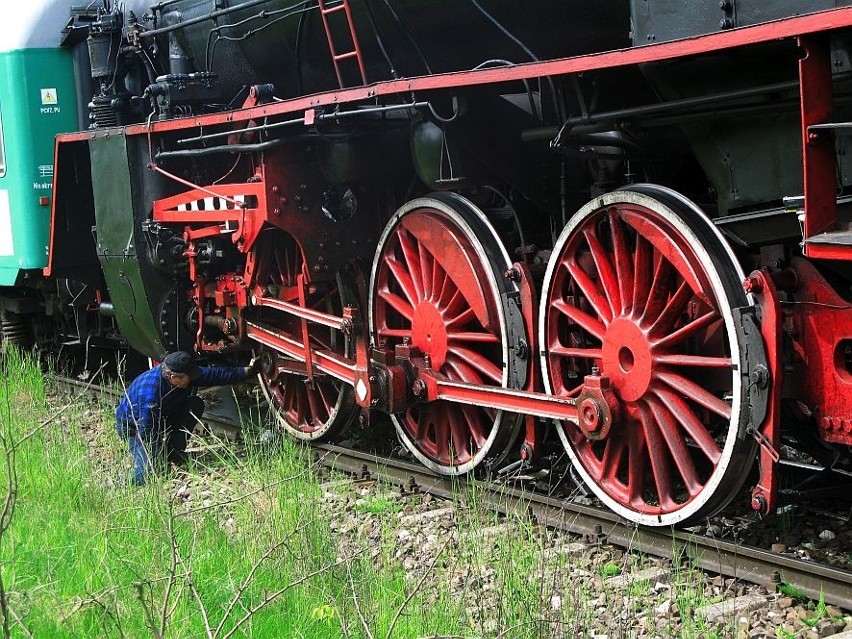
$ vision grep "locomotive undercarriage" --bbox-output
[140,152,768,527]
[116,109,769,527]
[46,3,852,527]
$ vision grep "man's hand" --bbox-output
[247,355,263,376]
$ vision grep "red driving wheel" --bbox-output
[370,194,524,475]
[253,230,357,441]
[539,186,757,526]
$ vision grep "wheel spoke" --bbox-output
[654,353,732,368]
[449,346,503,384]
[445,306,476,330]
[398,228,425,302]
[548,345,603,360]
[461,405,489,449]
[626,422,647,507]
[639,254,674,325]
[411,408,428,443]
[609,209,634,316]
[551,299,606,342]
[648,280,692,336]
[314,381,336,417]
[655,369,732,420]
[386,255,421,308]
[600,433,627,487]
[434,267,455,309]
[651,385,722,464]
[564,257,613,324]
[573,438,603,480]
[449,411,472,461]
[305,382,324,428]
[280,381,295,418]
[447,331,501,343]
[432,408,451,459]
[645,395,703,497]
[632,235,654,319]
[637,403,676,510]
[419,239,435,301]
[584,227,620,318]
[445,354,484,385]
[653,309,720,350]
[377,290,414,322]
[376,328,412,339]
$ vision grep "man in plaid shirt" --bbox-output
[115,351,260,485]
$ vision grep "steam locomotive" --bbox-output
[2,0,852,527]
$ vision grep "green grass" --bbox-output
[354,495,404,515]
[778,581,810,603]
[597,562,621,577]
[0,351,475,638]
[0,348,823,638]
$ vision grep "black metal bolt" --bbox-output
[504,267,520,281]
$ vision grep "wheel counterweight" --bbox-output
[369,194,525,475]
[539,186,757,526]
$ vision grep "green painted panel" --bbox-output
[0,48,79,285]
[90,134,164,357]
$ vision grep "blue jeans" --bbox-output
[116,396,205,485]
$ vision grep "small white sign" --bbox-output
[356,378,368,402]
[0,190,14,257]
[40,88,58,105]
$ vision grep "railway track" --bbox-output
[53,374,852,610]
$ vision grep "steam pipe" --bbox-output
[140,0,316,39]
[176,100,432,145]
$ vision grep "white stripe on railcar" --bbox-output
[0,190,14,257]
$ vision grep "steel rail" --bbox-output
[317,444,852,610]
[51,374,852,609]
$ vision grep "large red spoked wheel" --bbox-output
[370,193,525,475]
[539,185,757,526]
[253,231,358,441]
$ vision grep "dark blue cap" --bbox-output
[162,351,202,380]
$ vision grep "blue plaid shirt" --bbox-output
[115,364,248,437]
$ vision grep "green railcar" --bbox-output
[0,48,79,287]
[0,8,80,349]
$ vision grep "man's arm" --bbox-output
[196,366,251,387]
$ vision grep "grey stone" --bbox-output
[606,566,670,590]
[697,593,768,624]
